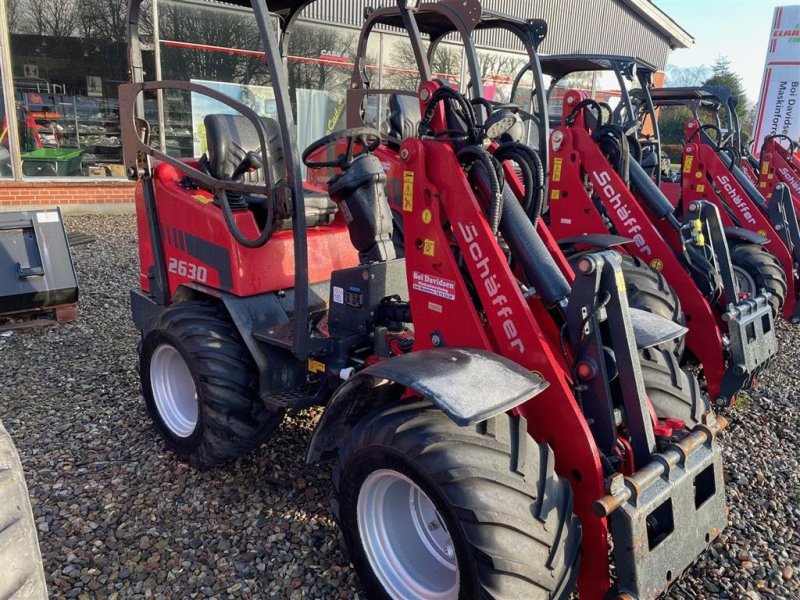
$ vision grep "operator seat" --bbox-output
[203,114,337,229]
[387,94,421,141]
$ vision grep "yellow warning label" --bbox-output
[650,258,664,272]
[761,162,769,175]
[767,173,774,180]
[759,182,767,188]
[683,155,694,173]
[423,239,435,256]
[422,208,432,224]
[307,358,326,374]
[193,194,214,204]
[403,171,414,212]
[694,171,703,179]
[616,271,626,293]
[550,189,561,201]
[757,229,767,238]
[696,184,705,193]
[552,157,563,182]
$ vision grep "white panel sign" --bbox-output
[752,6,800,155]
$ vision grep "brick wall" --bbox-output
[0,180,135,208]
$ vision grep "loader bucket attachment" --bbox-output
[0,210,79,322]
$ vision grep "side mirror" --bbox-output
[230,151,263,181]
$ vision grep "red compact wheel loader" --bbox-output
[476,53,779,407]
[634,85,800,324]
[123,0,727,598]
[753,135,800,211]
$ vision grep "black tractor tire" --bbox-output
[569,252,685,358]
[729,242,787,318]
[0,421,48,599]
[640,345,709,427]
[333,401,581,600]
[139,301,284,468]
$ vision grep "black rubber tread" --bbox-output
[332,401,581,599]
[640,345,709,427]
[729,242,788,317]
[139,301,284,468]
[569,252,685,358]
[0,421,48,600]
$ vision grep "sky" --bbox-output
[653,1,796,103]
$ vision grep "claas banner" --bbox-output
[752,5,800,155]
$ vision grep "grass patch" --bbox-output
[731,391,751,412]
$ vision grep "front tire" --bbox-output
[0,421,48,599]
[333,401,581,600]
[640,345,708,427]
[139,301,284,468]
[729,242,787,317]
[568,252,685,358]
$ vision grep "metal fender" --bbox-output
[306,348,548,463]
[558,233,633,250]
[724,226,768,245]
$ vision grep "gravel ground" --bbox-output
[0,213,797,599]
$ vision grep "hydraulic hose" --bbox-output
[458,145,504,235]
[494,142,546,226]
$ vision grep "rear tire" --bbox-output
[729,242,787,317]
[333,401,581,600]
[139,301,284,468]
[0,420,48,599]
[640,345,708,427]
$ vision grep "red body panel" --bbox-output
[547,121,729,402]
[135,162,358,296]
[680,123,798,320]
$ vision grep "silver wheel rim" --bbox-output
[150,344,198,438]
[733,265,757,298]
[357,469,459,600]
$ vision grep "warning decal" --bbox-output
[412,271,456,301]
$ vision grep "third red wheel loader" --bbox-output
[634,85,800,324]
[123,0,728,598]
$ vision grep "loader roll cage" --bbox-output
[123,0,321,359]
[349,0,551,164]
[536,54,658,130]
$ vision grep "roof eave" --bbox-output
[621,0,694,50]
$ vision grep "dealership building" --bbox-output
[0,0,692,209]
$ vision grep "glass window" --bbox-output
[286,16,360,176]
[158,0,272,159]
[8,0,154,178]
[380,34,424,93]
[476,48,527,104]
[0,89,12,177]
[549,70,623,125]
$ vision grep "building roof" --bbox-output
[622,0,694,50]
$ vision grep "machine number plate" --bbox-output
[168,258,208,283]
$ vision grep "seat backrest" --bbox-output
[387,94,421,141]
[204,114,285,185]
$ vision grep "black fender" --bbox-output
[558,233,632,251]
[305,348,548,463]
[724,226,768,246]
[131,283,310,402]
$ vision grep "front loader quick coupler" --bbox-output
[596,412,728,599]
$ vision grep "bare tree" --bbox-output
[77,0,128,42]
[18,0,79,38]
[665,64,710,87]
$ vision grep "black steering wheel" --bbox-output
[302,127,381,169]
